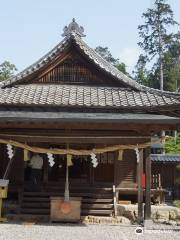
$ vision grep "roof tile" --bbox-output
[0,84,179,110]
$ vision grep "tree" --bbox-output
[0,61,17,81]
[95,46,119,65]
[138,0,178,90]
[95,46,129,75]
[149,32,180,91]
[133,54,150,86]
[116,62,130,76]
[165,132,180,154]
[163,32,180,91]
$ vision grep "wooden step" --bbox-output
[82,204,113,209]
[43,185,112,191]
[23,197,50,202]
[24,189,112,195]
[23,192,112,198]
[24,192,61,197]
[22,202,113,208]
[82,198,113,203]
[21,208,112,215]
[81,209,113,216]
[21,208,49,215]
[22,202,50,208]
[23,196,113,202]
[7,213,49,222]
[20,191,114,217]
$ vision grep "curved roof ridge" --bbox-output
[141,85,180,98]
[1,36,70,88]
[71,33,142,90]
[1,30,180,100]
[1,32,142,90]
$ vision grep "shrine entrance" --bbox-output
[48,155,91,184]
[94,152,115,183]
[23,148,115,188]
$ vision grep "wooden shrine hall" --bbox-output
[0,19,180,223]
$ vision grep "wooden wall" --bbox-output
[94,152,114,183]
[9,148,24,184]
[0,144,7,178]
[152,162,180,200]
[114,149,137,188]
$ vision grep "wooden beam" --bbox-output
[0,134,150,145]
[144,147,151,220]
[0,129,146,137]
[0,121,179,132]
[137,149,144,224]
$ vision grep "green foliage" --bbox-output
[95,46,119,65]
[165,133,180,154]
[136,0,179,91]
[95,46,129,75]
[133,54,150,85]
[0,61,17,81]
[163,32,180,91]
[138,0,178,60]
[176,164,180,170]
[173,200,180,208]
[116,62,130,76]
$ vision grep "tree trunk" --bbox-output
[160,57,164,90]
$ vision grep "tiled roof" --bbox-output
[0,21,180,111]
[151,154,180,162]
[0,84,179,109]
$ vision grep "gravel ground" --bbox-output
[0,223,180,240]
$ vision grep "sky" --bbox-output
[0,0,180,74]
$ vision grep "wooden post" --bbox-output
[43,157,48,184]
[144,147,151,220]
[113,185,117,217]
[137,149,143,224]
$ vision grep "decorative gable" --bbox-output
[2,19,140,90]
[25,48,124,86]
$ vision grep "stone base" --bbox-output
[117,204,180,225]
[81,216,131,225]
[0,217,7,222]
[143,219,154,228]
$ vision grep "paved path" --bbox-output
[0,223,180,240]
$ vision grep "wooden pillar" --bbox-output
[137,149,143,224]
[144,147,151,220]
[43,157,48,184]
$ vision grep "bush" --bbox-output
[173,200,180,208]
[165,133,180,154]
